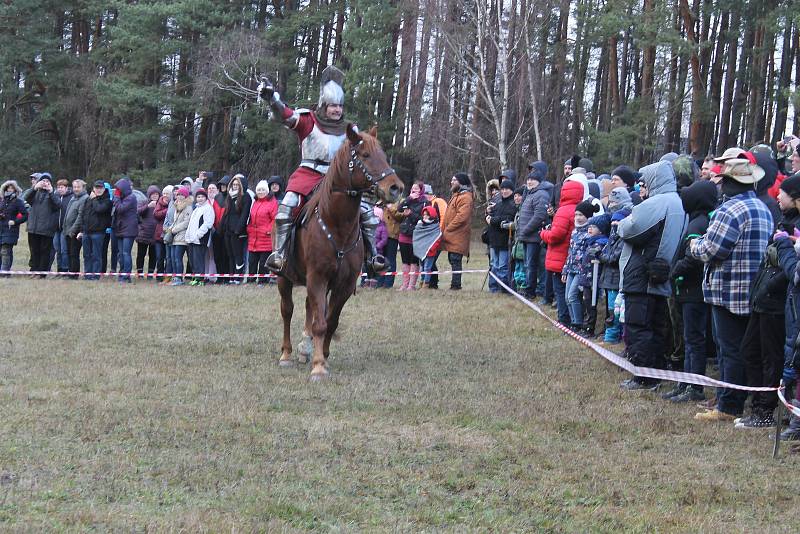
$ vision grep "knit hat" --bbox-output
[453,172,471,186]
[578,158,594,173]
[500,179,515,191]
[780,175,800,199]
[607,187,633,212]
[514,186,526,196]
[176,186,190,198]
[255,180,269,194]
[587,214,611,236]
[93,179,105,188]
[194,188,207,199]
[611,165,640,188]
[575,199,598,218]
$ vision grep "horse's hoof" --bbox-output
[309,370,329,382]
[297,355,308,365]
[278,359,295,367]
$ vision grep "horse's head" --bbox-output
[345,124,404,203]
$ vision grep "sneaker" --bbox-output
[661,383,686,400]
[734,414,775,428]
[694,409,737,422]
[670,388,705,403]
[170,279,184,286]
[620,378,660,391]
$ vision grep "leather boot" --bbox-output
[266,217,292,272]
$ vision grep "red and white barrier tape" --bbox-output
[488,271,800,416]
[0,268,490,279]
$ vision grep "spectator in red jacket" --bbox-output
[540,179,584,325]
[247,180,278,284]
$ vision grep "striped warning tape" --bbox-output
[0,268,490,279]
[487,271,800,417]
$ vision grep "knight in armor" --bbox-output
[257,66,386,274]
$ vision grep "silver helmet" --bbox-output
[318,65,345,108]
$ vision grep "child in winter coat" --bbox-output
[413,205,442,289]
[579,214,610,337]
[562,199,597,331]
[598,209,629,343]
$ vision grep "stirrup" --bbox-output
[266,251,285,273]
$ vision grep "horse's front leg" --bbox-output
[306,277,330,381]
[323,279,356,360]
[277,277,295,366]
[296,296,313,364]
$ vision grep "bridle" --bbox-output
[331,140,396,198]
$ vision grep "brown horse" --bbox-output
[277,124,404,380]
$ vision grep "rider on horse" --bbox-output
[258,66,386,274]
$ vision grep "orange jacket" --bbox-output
[441,188,474,257]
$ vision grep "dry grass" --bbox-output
[0,238,798,531]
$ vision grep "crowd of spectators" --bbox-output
[3,136,800,441]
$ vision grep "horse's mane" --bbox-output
[303,130,381,217]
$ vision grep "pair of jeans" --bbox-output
[189,243,207,281]
[523,242,541,295]
[537,245,548,298]
[681,302,709,392]
[603,289,621,342]
[171,244,187,278]
[565,273,583,327]
[488,247,509,292]
[422,251,440,285]
[28,233,53,274]
[378,237,398,288]
[448,252,463,289]
[711,305,750,416]
[115,236,134,281]
[741,310,785,416]
[53,231,69,272]
[153,242,166,276]
[83,233,105,280]
[624,293,669,381]
[549,270,569,324]
[0,244,13,272]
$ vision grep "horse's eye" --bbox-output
[362,153,370,158]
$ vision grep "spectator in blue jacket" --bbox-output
[112,178,139,282]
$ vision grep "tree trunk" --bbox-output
[409,0,432,139]
[718,9,740,151]
[704,11,728,156]
[679,0,705,156]
[773,19,795,142]
[393,0,418,147]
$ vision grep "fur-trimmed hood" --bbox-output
[1,180,21,194]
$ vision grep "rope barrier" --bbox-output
[0,268,490,279]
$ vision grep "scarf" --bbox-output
[314,106,347,135]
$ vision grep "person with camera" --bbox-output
[616,159,686,392]
[0,180,28,275]
[23,173,60,277]
[395,180,428,291]
[485,179,517,293]
[79,180,113,280]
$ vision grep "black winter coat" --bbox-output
[82,191,113,234]
[398,196,427,237]
[0,196,28,245]
[23,188,60,236]
[486,195,517,249]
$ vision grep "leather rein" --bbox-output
[319,140,395,263]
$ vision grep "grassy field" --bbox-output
[0,239,798,531]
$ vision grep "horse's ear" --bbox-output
[368,125,378,138]
[346,123,361,145]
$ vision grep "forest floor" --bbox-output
[0,242,798,531]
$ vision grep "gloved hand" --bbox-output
[774,230,790,240]
[257,79,275,103]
